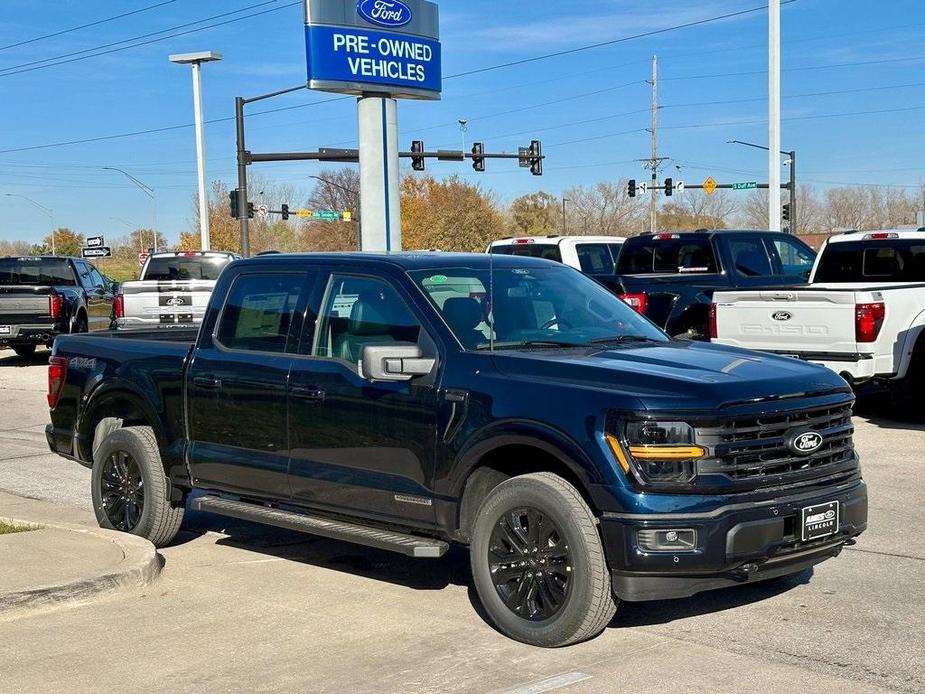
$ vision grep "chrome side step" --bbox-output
[191,495,449,558]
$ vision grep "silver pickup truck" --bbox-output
[114,251,238,329]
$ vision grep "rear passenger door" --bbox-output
[74,261,113,331]
[286,271,440,529]
[724,235,777,287]
[765,235,817,282]
[187,271,314,499]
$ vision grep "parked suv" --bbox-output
[0,256,115,356]
[47,253,866,647]
[610,230,816,338]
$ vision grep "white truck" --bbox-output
[488,235,626,275]
[711,229,925,408]
[114,251,238,329]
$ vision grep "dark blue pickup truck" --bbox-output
[46,252,866,647]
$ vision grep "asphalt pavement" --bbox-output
[0,348,923,693]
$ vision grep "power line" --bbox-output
[661,55,925,82]
[443,2,796,79]
[0,0,181,52]
[0,0,294,78]
[662,81,925,110]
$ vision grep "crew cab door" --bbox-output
[186,271,313,499]
[286,271,440,528]
[74,261,114,331]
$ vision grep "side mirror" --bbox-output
[360,343,435,382]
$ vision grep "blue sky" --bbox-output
[0,0,923,245]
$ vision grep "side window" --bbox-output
[767,237,815,277]
[88,266,107,288]
[576,244,614,273]
[729,238,773,277]
[75,262,95,290]
[216,274,304,353]
[315,275,421,366]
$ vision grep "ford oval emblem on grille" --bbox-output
[772,311,792,321]
[787,430,823,456]
[166,297,186,306]
[357,0,413,28]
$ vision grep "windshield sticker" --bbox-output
[428,274,448,284]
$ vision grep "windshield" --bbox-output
[410,265,668,350]
[617,237,717,274]
[814,240,925,283]
[143,255,232,282]
[0,258,76,286]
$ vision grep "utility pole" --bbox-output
[649,55,658,234]
[769,0,782,231]
[561,196,569,235]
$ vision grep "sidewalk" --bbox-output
[0,490,161,615]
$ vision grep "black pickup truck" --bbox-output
[0,256,116,356]
[606,230,817,339]
[46,252,866,647]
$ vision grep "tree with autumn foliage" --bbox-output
[41,228,84,257]
[400,175,505,251]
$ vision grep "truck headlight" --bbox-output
[623,421,704,483]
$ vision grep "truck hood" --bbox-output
[489,340,848,412]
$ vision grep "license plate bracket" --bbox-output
[0,325,10,335]
[801,500,840,542]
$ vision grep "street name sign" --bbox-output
[304,0,441,100]
[314,210,340,221]
[82,246,112,258]
[732,181,757,190]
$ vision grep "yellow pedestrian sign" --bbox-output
[342,210,353,222]
[703,176,717,196]
[296,208,312,218]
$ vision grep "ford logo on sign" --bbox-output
[357,0,412,28]
[787,431,823,456]
[772,311,792,321]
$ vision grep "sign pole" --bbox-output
[358,95,400,252]
[235,96,251,258]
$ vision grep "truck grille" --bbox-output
[697,403,855,485]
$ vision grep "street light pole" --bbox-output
[728,140,796,233]
[102,167,158,251]
[169,51,222,251]
[5,193,55,254]
[561,196,569,235]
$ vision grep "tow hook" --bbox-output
[843,538,857,546]
[731,562,760,580]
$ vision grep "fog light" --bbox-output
[637,528,697,552]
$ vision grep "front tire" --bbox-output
[470,472,617,647]
[91,426,184,547]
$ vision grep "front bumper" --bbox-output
[601,478,867,601]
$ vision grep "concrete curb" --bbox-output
[0,519,162,615]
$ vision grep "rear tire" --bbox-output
[470,472,617,647]
[888,341,924,420]
[11,345,36,357]
[91,425,184,547]
[72,313,88,334]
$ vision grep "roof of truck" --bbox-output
[236,251,559,271]
[826,229,925,244]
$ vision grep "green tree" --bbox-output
[509,191,558,235]
[43,228,84,257]
[401,175,504,251]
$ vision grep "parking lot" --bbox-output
[0,348,922,693]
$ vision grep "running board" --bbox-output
[191,495,448,558]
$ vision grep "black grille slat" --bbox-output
[697,403,856,485]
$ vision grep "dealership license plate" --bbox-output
[801,501,840,542]
[0,325,10,335]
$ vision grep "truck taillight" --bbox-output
[48,293,63,319]
[709,302,718,339]
[855,302,885,343]
[114,293,124,319]
[619,292,648,314]
[47,356,68,409]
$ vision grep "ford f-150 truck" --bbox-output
[114,250,237,330]
[711,229,925,412]
[609,230,817,339]
[0,256,116,356]
[46,252,867,647]
[488,235,626,276]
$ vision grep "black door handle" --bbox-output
[290,385,325,402]
[192,375,222,390]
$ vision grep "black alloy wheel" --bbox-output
[488,507,571,621]
[100,451,145,532]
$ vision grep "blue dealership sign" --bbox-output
[304,0,441,100]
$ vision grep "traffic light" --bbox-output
[628,179,637,198]
[782,202,791,222]
[664,177,673,197]
[281,204,290,221]
[529,140,543,176]
[471,142,485,172]
[229,189,240,218]
[247,202,255,219]
[411,140,425,171]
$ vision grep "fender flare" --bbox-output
[895,312,925,379]
[76,379,167,463]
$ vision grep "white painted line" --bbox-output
[501,671,593,694]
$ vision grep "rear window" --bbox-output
[144,255,233,282]
[0,258,76,286]
[814,240,925,283]
[575,243,616,274]
[490,243,562,263]
[616,237,716,274]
